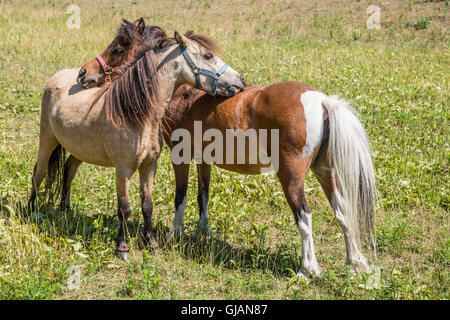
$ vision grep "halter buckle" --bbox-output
[104,66,113,75]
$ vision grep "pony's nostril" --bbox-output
[78,68,87,78]
[240,75,246,87]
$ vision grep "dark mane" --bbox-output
[114,19,144,45]
[184,31,220,53]
[157,31,220,53]
[143,25,167,46]
[109,21,167,55]
[114,23,167,72]
[103,48,161,129]
[92,22,167,129]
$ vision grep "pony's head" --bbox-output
[77,18,166,88]
[158,31,245,97]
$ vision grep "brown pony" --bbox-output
[78,23,377,278]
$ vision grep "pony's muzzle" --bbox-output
[232,76,246,92]
[240,75,247,88]
[78,68,86,78]
[220,84,243,97]
[232,75,246,92]
[218,75,246,97]
[77,68,86,85]
[77,68,97,89]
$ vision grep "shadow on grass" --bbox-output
[1,197,301,277]
[1,197,142,247]
[152,222,302,277]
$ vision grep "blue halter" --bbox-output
[179,46,229,96]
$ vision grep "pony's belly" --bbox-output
[52,126,113,166]
[60,139,113,166]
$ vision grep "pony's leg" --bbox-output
[27,136,59,212]
[138,159,158,250]
[312,154,370,272]
[196,163,211,236]
[277,158,322,278]
[115,167,134,260]
[169,163,190,239]
[61,155,82,210]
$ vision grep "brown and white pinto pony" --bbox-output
[162,84,377,278]
[77,21,377,278]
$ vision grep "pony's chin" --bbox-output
[217,86,241,97]
[81,80,98,89]
[77,77,99,89]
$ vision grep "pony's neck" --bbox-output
[152,45,185,121]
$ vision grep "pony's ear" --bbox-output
[134,17,145,34]
[174,31,188,48]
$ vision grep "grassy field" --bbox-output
[0,0,448,299]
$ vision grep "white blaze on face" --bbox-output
[300,90,326,157]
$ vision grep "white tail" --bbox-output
[322,96,377,252]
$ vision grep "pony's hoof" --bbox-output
[349,256,371,274]
[296,271,311,281]
[118,252,129,261]
[297,266,322,280]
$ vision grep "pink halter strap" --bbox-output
[96,55,117,83]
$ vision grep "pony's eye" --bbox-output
[113,49,124,55]
[203,52,213,60]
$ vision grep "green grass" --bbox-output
[0,0,448,299]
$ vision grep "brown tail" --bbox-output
[44,144,66,204]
